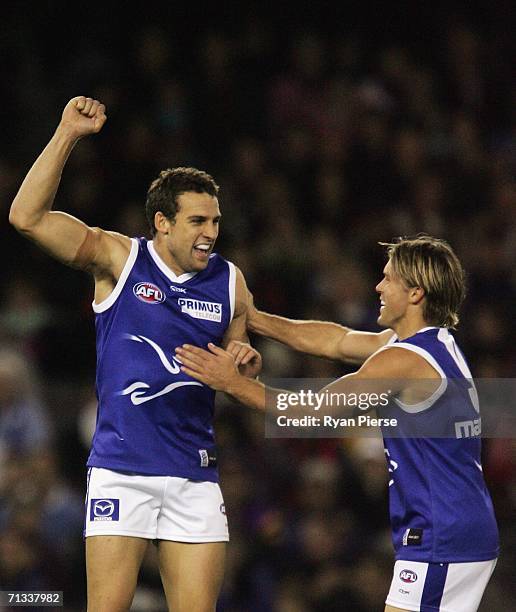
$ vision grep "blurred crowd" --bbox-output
[0,5,514,611]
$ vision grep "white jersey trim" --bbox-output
[378,342,448,413]
[228,261,236,322]
[438,328,473,378]
[147,240,198,284]
[92,238,139,314]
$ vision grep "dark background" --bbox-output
[0,3,514,610]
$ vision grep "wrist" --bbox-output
[225,371,246,397]
[54,123,82,146]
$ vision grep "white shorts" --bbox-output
[386,558,497,612]
[84,467,229,542]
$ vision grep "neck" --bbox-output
[394,317,432,341]
[152,237,185,276]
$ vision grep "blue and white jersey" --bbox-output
[380,327,499,563]
[87,238,236,482]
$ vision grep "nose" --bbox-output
[375,279,383,293]
[203,222,218,240]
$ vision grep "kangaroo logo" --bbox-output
[120,334,202,405]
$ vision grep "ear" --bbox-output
[409,286,425,305]
[154,211,173,235]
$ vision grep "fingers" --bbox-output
[176,344,237,392]
[225,341,248,365]
[74,96,104,118]
[75,96,92,115]
[207,342,230,357]
[177,345,213,360]
[225,341,260,366]
[237,346,256,365]
[62,97,107,137]
[239,349,258,365]
[175,348,207,378]
[175,346,209,368]
[73,96,87,110]
[180,365,207,384]
[93,103,107,132]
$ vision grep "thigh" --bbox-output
[86,535,149,612]
[158,540,226,612]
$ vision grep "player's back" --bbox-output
[380,327,499,563]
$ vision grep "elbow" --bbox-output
[9,205,35,234]
[9,204,24,229]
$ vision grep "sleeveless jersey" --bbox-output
[87,238,236,482]
[380,327,499,563]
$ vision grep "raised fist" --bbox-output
[59,96,107,139]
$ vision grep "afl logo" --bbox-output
[133,282,166,304]
[400,570,418,583]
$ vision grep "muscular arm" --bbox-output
[177,344,440,413]
[9,97,127,277]
[248,304,394,364]
[222,267,250,347]
[222,267,262,378]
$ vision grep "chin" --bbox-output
[377,313,389,328]
[192,260,209,271]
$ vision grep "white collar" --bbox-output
[147,240,198,284]
[414,326,441,334]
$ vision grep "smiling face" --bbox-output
[155,191,221,275]
[375,259,413,329]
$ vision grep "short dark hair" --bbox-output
[381,235,466,328]
[145,167,219,235]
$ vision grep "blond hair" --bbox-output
[381,235,466,328]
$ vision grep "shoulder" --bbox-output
[356,345,441,380]
[102,230,133,248]
[89,228,133,279]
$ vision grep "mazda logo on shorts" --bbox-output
[90,498,120,521]
[400,569,418,583]
[94,500,115,517]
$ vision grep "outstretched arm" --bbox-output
[247,293,394,364]
[176,343,440,413]
[9,96,127,275]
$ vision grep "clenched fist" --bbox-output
[59,96,107,139]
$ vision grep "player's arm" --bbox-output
[9,96,126,275]
[221,267,262,378]
[247,292,394,364]
[319,346,439,401]
[176,344,439,414]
